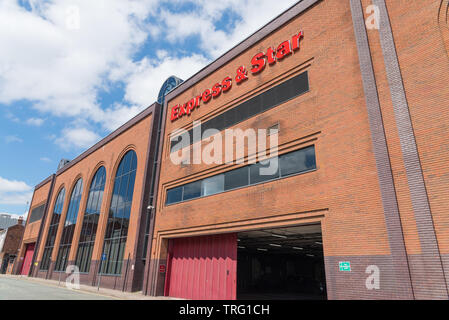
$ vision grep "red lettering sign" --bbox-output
[169,31,304,122]
[250,31,303,75]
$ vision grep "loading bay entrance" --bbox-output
[164,223,326,300]
[237,224,326,300]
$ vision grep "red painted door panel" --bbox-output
[20,243,35,275]
[165,233,237,300]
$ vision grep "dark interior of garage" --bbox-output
[237,224,326,300]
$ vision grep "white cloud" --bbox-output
[0,176,33,206]
[124,54,210,107]
[121,0,298,110]
[5,111,20,123]
[0,192,33,206]
[156,50,168,60]
[40,157,52,163]
[0,0,159,128]
[55,127,101,150]
[0,0,299,150]
[0,177,31,193]
[157,0,299,59]
[99,103,145,132]
[26,117,45,126]
[5,135,23,143]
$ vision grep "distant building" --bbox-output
[0,214,23,230]
[0,217,25,274]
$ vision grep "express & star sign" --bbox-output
[170,31,304,122]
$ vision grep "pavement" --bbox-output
[0,274,176,300]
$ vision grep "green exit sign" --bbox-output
[339,261,351,271]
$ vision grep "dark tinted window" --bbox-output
[59,179,83,245]
[55,178,83,271]
[166,186,183,204]
[171,71,309,152]
[250,159,280,185]
[28,204,45,224]
[280,146,316,177]
[101,238,126,275]
[40,188,65,271]
[224,166,249,191]
[183,181,201,201]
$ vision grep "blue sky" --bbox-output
[0,0,298,216]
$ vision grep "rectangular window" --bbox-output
[249,160,280,185]
[55,245,70,272]
[76,242,94,273]
[280,145,316,177]
[40,248,52,271]
[183,181,202,201]
[166,146,316,205]
[100,237,126,275]
[202,174,225,196]
[28,204,45,224]
[170,71,309,152]
[166,186,183,204]
[48,225,57,246]
[224,166,249,191]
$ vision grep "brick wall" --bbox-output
[1,225,25,255]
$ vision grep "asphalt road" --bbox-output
[0,277,114,300]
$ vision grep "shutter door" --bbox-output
[20,243,35,275]
[165,233,237,300]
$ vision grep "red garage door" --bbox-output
[20,243,35,275]
[165,233,237,300]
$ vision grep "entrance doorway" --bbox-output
[237,224,326,300]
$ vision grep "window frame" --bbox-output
[99,150,137,276]
[54,178,83,272]
[165,145,317,206]
[75,166,106,274]
[28,204,46,224]
[39,188,66,271]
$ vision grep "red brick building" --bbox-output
[0,218,24,274]
[14,105,161,292]
[16,0,449,299]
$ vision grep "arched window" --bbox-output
[40,188,65,271]
[55,178,83,272]
[75,166,106,273]
[100,150,137,275]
